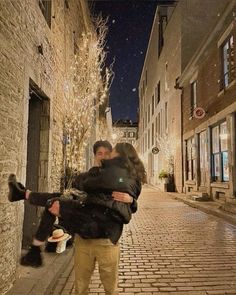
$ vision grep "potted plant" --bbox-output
[158,170,169,184]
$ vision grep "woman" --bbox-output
[8,142,147,267]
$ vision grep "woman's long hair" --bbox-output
[115,143,147,184]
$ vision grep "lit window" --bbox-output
[221,35,235,89]
[211,121,229,182]
[186,137,196,181]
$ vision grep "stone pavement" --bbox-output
[49,186,236,295]
[6,186,236,295]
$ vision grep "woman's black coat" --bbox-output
[59,157,141,244]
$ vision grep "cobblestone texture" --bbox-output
[51,187,236,294]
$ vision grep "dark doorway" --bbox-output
[22,80,50,248]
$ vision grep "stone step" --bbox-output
[187,191,210,201]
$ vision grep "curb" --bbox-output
[168,192,236,227]
[6,247,74,295]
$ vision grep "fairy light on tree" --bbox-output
[156,134,177,174]
[63,16,113,187]
[110,128,124,145]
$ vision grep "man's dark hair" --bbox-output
[93,140,112,155]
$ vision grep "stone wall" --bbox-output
[0,0,91,293]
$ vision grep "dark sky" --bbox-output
[91,1,157,122]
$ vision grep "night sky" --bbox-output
[91,1,157,122]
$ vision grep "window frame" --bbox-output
[186,137,196,181]
[211,121,229,182]
[220,34,235,90]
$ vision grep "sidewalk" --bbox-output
[148,184,236,227]
[6,247,74,295]
[168,192,236,227]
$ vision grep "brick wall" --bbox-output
[182,23,236,134]
[0,0,90,293]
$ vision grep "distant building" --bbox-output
[113,120,138,146]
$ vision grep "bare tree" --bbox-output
[62,16,114,188]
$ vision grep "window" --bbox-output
[148,129,150,149]
[199,131,208,185]
[165,62,169,91]
[148,104,150,123]
[38,0,52,28]
[155,81,160,106]
[152,95,154,116]
[129,132,134,138]
[155,116,158,136]
[190,81,197,113]
[158,14,167,56]
[211,121,229,182]
[221,35,235,89]
[152,123,154,146]
[186,137,196,181]
[161,109,163,136]
[165,102,168,132]
[158,112,160,136]
[145,133,147,152]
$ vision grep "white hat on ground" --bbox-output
[47,229,71,243]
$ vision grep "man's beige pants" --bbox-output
[74,235,120,295]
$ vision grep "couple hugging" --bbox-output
[8,141,146,295]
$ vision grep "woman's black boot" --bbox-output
[8,174,26,202]
[20,245,42,267]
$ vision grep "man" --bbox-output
[49,140,136,295]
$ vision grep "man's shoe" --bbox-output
[20,245,42,267]
[8,174,26,202]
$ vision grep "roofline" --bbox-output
[139,7,158,89]
[138,2,179,89]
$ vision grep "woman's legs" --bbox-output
[35,209,56,242]
[8,174,26,202]
[27,192,62,207]
[21,209,57,267]
[8,174,62,206]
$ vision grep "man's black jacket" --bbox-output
[59,157,141,244]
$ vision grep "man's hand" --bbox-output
[48,200,61,216]
[112,192,133,203]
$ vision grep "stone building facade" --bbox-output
[138,0,232,192]
[0,0,93,293]
[138,3,182,190]
[179,1,236,209]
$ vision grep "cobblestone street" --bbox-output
[51,186,236,295]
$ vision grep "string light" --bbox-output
[63,16,114,175]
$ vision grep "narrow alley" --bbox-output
[51,187,236,295]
